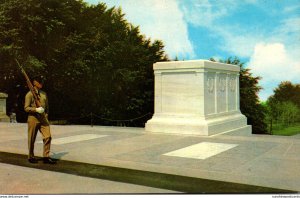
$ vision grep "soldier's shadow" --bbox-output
[34,152,67,163]
[50,151,69,160]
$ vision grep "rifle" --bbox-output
[15,59,48,122]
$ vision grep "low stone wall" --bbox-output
[0,92,10,122]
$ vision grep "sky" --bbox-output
[84,0,300,101]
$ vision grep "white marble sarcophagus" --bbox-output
[145,60,251,136]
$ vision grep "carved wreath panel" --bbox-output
[206,76,215,93]
[218,76,226,92]
[229,77,236,92]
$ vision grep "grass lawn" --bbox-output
[271,123,300,136]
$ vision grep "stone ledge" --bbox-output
[0,116,10,122]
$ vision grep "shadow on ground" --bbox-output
[0,151,296,194]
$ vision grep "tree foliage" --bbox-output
[0,0,167,126]
[269,81,300,108]
[265,81,300,132]
[210,57,268,134]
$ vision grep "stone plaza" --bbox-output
[0,123,299,193]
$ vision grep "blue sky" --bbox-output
[84,0,300,101]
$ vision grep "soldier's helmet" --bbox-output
[32,75,45,84]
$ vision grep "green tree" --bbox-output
[266,81,300,132]
[210,57,268,134]
[271,81,300,109]
[279,102,299,126]
[0,0,167,126]
[0,0,91,121]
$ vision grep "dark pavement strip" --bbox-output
[0,151,296,194]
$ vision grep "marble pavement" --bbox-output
[0,123,299,193]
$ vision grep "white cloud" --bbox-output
[248,43,299,81]
[181,0,230,27]
[216,28,264,58]
[247,17,300,101]
[244,0,258,4]
[179,0,300,101]
[86,0,195,59]
[179,0,264,58]
[283,5,300,13]
[247,43,300,101]
[272,17,300,58]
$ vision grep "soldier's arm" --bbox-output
[45,92,49,116]
[24,92,36,113]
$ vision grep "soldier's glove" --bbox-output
[36,107,45,114]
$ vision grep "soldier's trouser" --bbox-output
[28,117,51,159]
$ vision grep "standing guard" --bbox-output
[16,59,56,164]
[24,76,56,164]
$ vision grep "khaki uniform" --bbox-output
[24,89,52,159]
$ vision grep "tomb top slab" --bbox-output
[0,92,8,98]
[154,60,240,72]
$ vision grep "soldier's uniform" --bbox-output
[24,89,52,159]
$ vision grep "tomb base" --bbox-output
[146,112,251,136]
